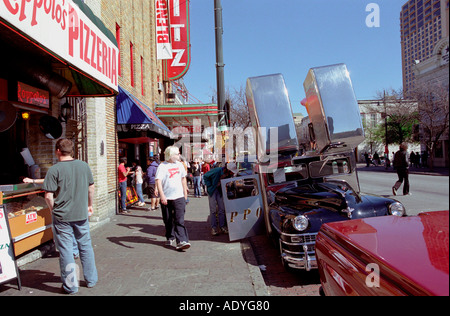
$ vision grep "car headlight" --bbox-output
[293,215,309,231]
[389,202,406,216]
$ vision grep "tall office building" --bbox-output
[400,0,449,93]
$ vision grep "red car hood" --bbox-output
[320,211,449,296]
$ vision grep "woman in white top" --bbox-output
[132,161,146,207]
[155,146,190,251]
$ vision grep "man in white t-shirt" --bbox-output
[155,146,190,250]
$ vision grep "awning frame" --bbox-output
[116,86,172,138]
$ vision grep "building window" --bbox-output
[130,42,135,87]
[116,23,121,77]
[371,113,377,128]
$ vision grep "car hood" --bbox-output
[273,183,396,218]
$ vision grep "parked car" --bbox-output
[315,211,449,296]
[263,153,406,271]
[221,65,406,271]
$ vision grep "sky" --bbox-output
[182,0,406,116]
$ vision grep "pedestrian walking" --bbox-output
[373,152,380,166]
[191,160,202,198]
[201,160,210,195]
[392,143,410,196]
[364,152,370,167]
[118,157,133,214]
[146,157,160,210]
[42,138,98,294]
[409,151,416,169]
[132,160,146,207]
[155,146,190,251]
[415,152,420,168]
[202,162,238,236]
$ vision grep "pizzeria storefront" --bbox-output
[116,86,173,208]
[0,0,118,256]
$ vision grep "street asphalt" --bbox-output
[356,162,449,177]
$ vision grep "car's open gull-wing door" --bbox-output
[302,63,365,154]
[221,175,265,241]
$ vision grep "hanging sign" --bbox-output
[0,205,21,289]
[17,82,50,108]
[155,0,172,60]
[0,0,119,93]
[162,0,191,81]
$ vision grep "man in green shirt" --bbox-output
[43,138,97,294]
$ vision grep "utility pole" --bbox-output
[383,90,388,157]
[214,0,227,130]
[214,0,228,162]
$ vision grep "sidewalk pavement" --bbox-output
[357,163,449,177]
[0,195,269,296]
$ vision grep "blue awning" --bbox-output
[116,86,172,138]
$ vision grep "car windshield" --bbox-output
[309,158,351,178]
[266,164,308,184]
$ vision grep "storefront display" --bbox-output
[0,184,52,257]
[0,204,21,289]
[1,0,119,257]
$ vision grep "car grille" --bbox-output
[280,232,317,254]
[290,233,316,244]
[279,233,318,270]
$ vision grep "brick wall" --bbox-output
[100,0,163,105]
[78,0,165,221]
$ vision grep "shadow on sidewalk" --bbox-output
[107,210,232,252]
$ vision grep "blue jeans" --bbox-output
[53,218,98,294]
[119,181,127,210]
[136,183,145,203]
[193,176,202,197]
[52,224,79,257]
[208,188,226,229]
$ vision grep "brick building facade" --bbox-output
[79,0,170,223]
[0,0,174,226]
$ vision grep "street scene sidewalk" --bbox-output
[0,195,268,296]
[357,163,449,177]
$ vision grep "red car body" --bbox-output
[316,211,449,296]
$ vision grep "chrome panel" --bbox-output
[246,74,298,161]
[303,64,365,154]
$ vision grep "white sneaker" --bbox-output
[211,228,219,236]
[176,241,191,251]
[165,239,175,247]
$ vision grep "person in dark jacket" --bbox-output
[203,163,238,236]
[147,157,160,210]
[191,160,202,198]
[392,143,410,196]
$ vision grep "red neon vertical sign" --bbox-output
[162,0,191,81]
